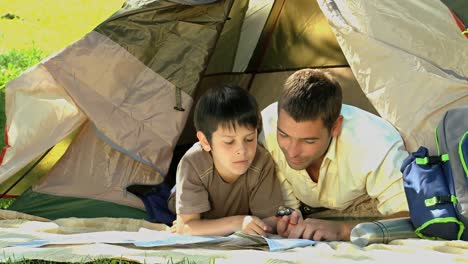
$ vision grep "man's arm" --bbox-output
[278,210,410,241]
[277,210,354,241]
[367,137,410,215]
[381,211,410,218]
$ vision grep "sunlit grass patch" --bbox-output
[0,0,125,55]
[0,47,44,90]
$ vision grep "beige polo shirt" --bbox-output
[173,142,283,219]
[260,103,409,215]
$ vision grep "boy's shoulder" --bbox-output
[183,142,204,156]
[180,142,214,173]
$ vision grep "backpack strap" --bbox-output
[424,195,458,207]
[416,154,449,165]
[416,154,456,207]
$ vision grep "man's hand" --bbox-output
[287,218,350,241]
[276,209,303,237]
[241,216,272,236]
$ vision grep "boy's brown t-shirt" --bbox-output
[171,142,283,219]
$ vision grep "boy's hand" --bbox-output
[169,220,176,233]
[241,215,272,236]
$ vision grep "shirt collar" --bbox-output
[324,136,337,162]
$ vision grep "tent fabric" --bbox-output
[204,0,272,73]
[43,31,192,176]
[442,0,468,27]
[246,0,348,72]
[32,121,158,209]
[206,0,347,74]
[0,132,77,197]
[95,0,232,97]
[318,0,468,153]
[1,0,467,222]
[0,64,86,183]
[1,0,234,217]
[169,0,218,5]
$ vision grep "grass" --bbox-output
[0,197,14,209]
[1,255,212,264]
[1,257,212,264]
[0,0,125,55]
[0,47,44,90]
[2,259,140,264]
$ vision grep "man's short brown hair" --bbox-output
[279,69,342,131]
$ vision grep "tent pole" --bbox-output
[0,148,52,199]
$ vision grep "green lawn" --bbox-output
[0,0,125,54]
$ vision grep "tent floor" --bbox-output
[8,188,148,220]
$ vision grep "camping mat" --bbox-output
[0,210,467,263]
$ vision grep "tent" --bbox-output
[0,0,467,221]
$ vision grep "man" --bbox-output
[260,69,409,241]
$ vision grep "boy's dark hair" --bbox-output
[279,69,342,131]
[194,84,261,142]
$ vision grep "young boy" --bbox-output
[168,84,283,236]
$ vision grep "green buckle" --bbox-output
[425,195,458,207]
[416,154,449,165]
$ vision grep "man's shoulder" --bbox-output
[259,102,279,147]
[341,104,401,139]
[341,104,378,120]
[338,105,407,167]
[261,101,278,115]
[261,102,278,130]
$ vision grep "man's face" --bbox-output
[208,124,258,179]
[276,109,333,171]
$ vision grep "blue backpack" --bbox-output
[401,106,468,240]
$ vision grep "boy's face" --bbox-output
[198,124,257,180]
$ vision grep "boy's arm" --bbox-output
[176,213,271,236]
